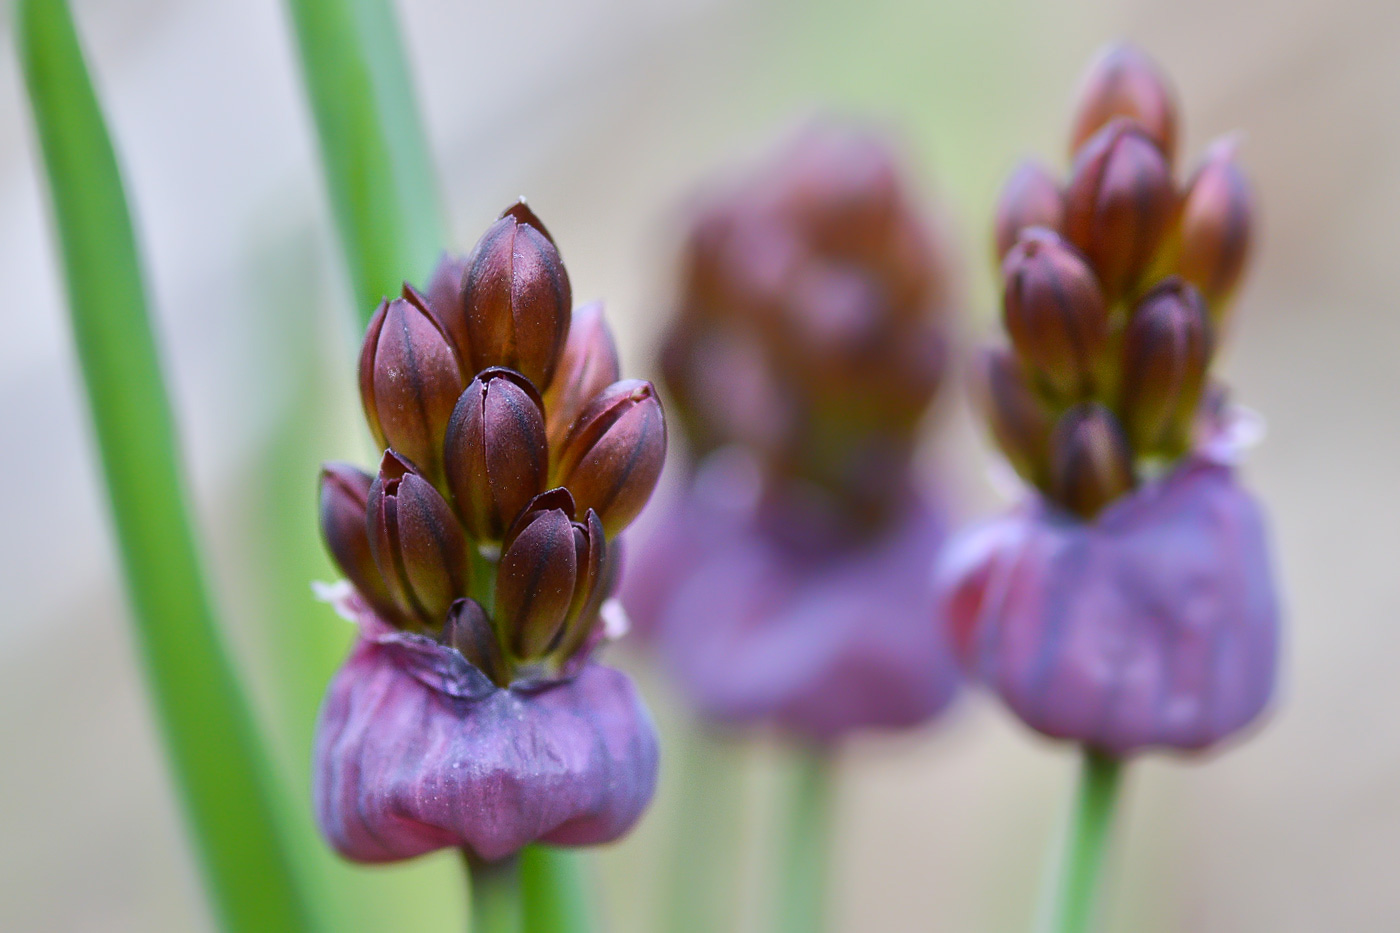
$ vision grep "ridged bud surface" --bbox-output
[555,380,667,535]
[1177,139,1254,314]
[542,302,622,454]
[1119,279,1213,455]
[1049,404,1135,519]
[1069,42,1179,162]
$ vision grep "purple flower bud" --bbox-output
[1063,119,1176,302]
[422,252,471,358]
[1001,228,1109,400]
[1068,42,1179,163]
[993,160,1065,259]
[441,597,506,687]
[938,458,1279,756]
[1049,403,1135,519]
[460,201,572,391]
[541,302,621,454]
[443,368,549,542]
[975,348,1054,487]
[1119,279,1213,455]
[1176,138,1254,314]
[318,462,401,623]
[555,380,667,536]
[314,595,658,862]
[496,494,579,659]
[366,451,469,629]
[358,295,466,480]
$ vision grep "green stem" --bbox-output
[666,726,746,933]
[776,745,834,933]
[1035,749,1125,933]
[468,853,524,933]
[14,2,311,930]
[520,846,593,933]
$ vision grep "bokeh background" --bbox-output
[2,0,1397,929]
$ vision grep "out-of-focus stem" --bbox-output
[666,725,747,933]
[468,853,525,933]
[1035,749,1124,933]
[15,1,311,930]
[776,745,834,933]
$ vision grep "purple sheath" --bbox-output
[940,457,1279,756]
[313,597,659,862]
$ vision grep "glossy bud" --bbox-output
[460,201,572,390]
[319,462,400,622]
[1069,42,1178,162]
[554,380,667,535]
[976,348,1055,486]
[552,508,610,663]
[423,252,471,358]
[443,369,549,542]
[993,160,1065,259]
[366,452,469,629]
[496,493,579,659]
[441,598,506,687]
[1119,279,1213,455]
[1049,403,1135,519]
[1063,119,1176,301]
[1001,228,1109,400]
[358,296,466,480]
[541,302,621,454]
[1177,138,1254,314]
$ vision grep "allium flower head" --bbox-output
[951,43,1279,756]
[316,202,665,862]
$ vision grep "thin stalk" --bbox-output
[14,1,311,930]
[519,846,593,933]
[666,726,747,933]
[776,745,835,933]
[1035,749,1125,933]
[468,853,524,933]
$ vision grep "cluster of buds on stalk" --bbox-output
[983,42,1253,518]
[319,202,665,686]
[660,123,954,533]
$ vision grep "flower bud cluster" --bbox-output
[984,42,1254,519]
[660,123,953,527]
[320,202,666,685]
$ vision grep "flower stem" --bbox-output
[1035,749,1124,933]
[520,846,593,933]
[665,726,746,933]
[776,745,834,933]
[467,853,524,933]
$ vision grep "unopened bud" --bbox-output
[1049,403,1136,519]
[976,348,1055,487]
[554,380,666,535]
[541,302,621,454]
[1118,279,1213,455]
[994,160,1065,259]
[551,508,610,663]
[441,597,506,686]
[496,492,579,659]
[460,201,572,390]
[358,295,466,480]
[1176,138,1253,315]
[1063,119,1176,301]
[318,462,401,623]
[422,252,471,358]
[1069,42,1178,162]
[366,451,469,629]
[1001,228,1109,400]
[443,369,549,542]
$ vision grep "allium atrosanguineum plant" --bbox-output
[624,123,962,743]
[315,201,666,862]
[941,43,1280,757]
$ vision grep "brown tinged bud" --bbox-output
[496,491,579,659]
[1069,42,1179,163]
[1001,228,1109,400]
[552,508,610,663]
[1049,403,1136,519]
[541,302,621,454]
[1176,138,1253,315]
[1063,119,1176,301]
[1118,278,1213,455]
[319,462,401,622]
[994,160,1065,259]
[422,252,471,357]
[460,201,572,390]
[441,598,507,686]
[366,451,469,630]
[443,368,549,542]
[976,348,1055,487]
[358,296,466,480]
[554,380,667,536]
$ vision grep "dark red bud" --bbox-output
[1063,119,1176,301]
[541,302,622,454]
[358,296,466,480]
[554,380,667,536]
[1176,138,1253,314]
[1118,279,1213,455]
[1049,403,1136,519]
[441,598,506,686]
[1001,228,1109,400]
[443,369,549,542]
[552,508,609,663]
[423,252,471,358]
[366,451,469,629]
[976,348,1055,487]
[318,462,401,622]
[460,201,572,390]
[496,504,578,659]
[994,160,1065,258]
[1069,42,1179,162]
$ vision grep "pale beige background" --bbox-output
[1,0,1396,929]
